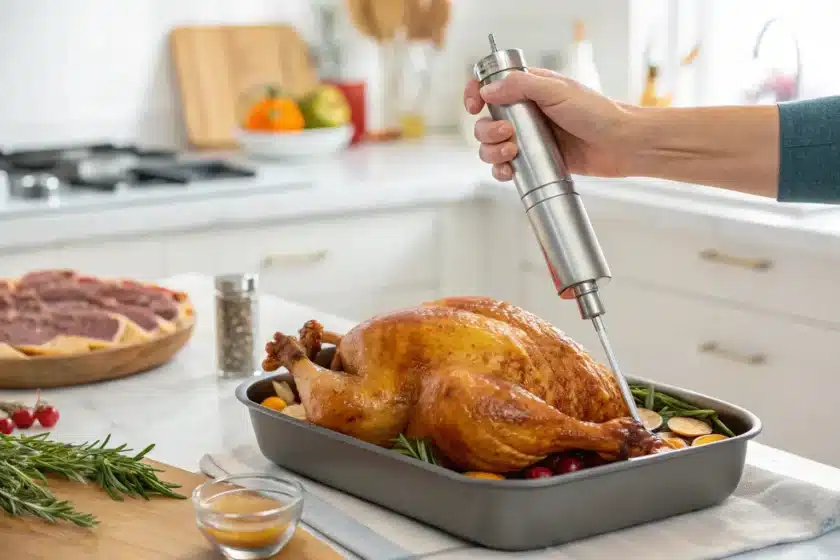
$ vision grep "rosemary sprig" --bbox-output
[630,384,736,437]
[391,434,439,466]
[0,432,186,528]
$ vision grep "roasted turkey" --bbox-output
[263,296,667,473]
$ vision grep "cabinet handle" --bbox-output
[698,341,767,366]
[261,249,328,268]
[698,248,773,271]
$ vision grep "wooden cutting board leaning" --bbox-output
[0,460,341,560]
[170,24,320,149]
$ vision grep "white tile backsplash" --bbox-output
[0,0,638,149]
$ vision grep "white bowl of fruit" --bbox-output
[235,84,354,160]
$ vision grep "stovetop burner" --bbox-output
[0,142,256,198]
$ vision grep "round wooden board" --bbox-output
[0,321,196,390]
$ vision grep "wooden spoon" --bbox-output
[346,0,379,40]
[368,0,405,42]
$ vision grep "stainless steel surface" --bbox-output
[214,273,259,295]
[474,34,642,422]
[238,371,762,551]
[7,172,61,199]
[592,315,640,420]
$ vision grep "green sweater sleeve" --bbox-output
[777,96,840,203]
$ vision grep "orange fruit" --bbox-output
[260,396,287,412]
[463,472,505,480]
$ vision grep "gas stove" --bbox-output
[0,142,256,199]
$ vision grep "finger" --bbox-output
[474,117,513,144]
[463,79,484,114]
[480,71,573,107]
[528,67,563,79]
[479,141,518,165]
[492,163,513,182]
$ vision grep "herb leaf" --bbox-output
[391,434,439,466]
[0,432,186,528]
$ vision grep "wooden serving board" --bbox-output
[0,322,195,390]
[170,24,320,149]
[0,460,342,560]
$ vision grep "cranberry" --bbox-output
[524,466,554,479]
[0,415,13,435]
[36,405,60,428]
[553,455,586,474]
[11,408,35,429]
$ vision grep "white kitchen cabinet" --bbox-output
[162,207,444,320]
[0,239,166,281]
[297,286,442,325]
[0,247,58,278]
[50,239,167,280]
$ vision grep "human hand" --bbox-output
[463,68,636,182]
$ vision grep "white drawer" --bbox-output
[294,287,441,324]
[164,209,442,299]
[0,248,59,278]
[521,214,840,327]
[602,282,840,468]
[52,239,167,280]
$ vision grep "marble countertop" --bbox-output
[3,272,840,557]
[3,136,840,258]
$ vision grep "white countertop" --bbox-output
[4,136,840,259]
[3,272,840,557]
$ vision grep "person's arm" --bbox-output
[625,97,840,203]
[623,105,780,198]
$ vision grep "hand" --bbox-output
[463,68,636,182]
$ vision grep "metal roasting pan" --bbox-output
[235,359,762,552]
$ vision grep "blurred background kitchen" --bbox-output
[2,0,840,469]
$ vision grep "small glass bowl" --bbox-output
[193,473,304,560]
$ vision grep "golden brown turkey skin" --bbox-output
[263,296,665,473]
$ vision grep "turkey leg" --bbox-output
[264,331,410,446]
[407,366,667,473]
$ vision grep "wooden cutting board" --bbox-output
[170,24,320,150]
[0,460,342,560]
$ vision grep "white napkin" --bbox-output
[207,445,840,559]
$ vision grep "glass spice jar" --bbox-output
[214,273,260,379]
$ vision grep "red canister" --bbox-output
[325,80,367,145]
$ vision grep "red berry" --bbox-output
[0,415,14,435]
[36,405,60,428]
[524,466,554,479]
[11,408,35,429]
[554,455,586,474]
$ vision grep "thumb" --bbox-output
[479,71,573,108]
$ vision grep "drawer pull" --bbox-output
[698,248,773,271]
[698,341,767,366]
[261,249,328,268]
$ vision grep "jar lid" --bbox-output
[215,273,258,295]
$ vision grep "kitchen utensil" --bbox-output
[200,453,412,559]
[398,0,451,138]
[345,0,405,141]
[473,35,643,423]
[0,459,340,560]
[236,125,353,160]
[170,25,319,149]
[193,473,304,559]
[237,370,761,551]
